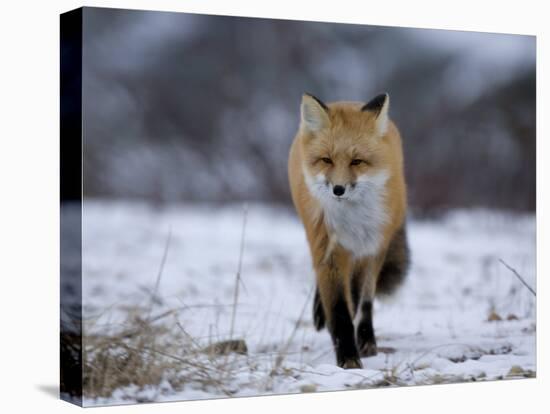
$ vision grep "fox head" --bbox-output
[299,93,392,204]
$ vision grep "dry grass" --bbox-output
[83,310,173,399]
[83,306,251,400]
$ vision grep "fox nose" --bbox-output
[333,185,345,197]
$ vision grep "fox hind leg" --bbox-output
[357,300,377,357]
[313,286,326,331]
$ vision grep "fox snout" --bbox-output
[333,185,345,196]
[329,182,357,199]
[327,170,355,199]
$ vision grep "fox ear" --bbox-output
[362,93,390,135]
[301,93,330,132]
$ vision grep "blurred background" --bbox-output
[82,7,536,214]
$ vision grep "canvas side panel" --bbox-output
[60,7,83,407]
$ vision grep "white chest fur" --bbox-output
[304,169,390,258]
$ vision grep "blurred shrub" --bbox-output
[82,9,535,213]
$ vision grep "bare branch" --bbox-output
[498,258,536,297]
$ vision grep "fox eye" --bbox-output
[350,159,363,166]
[321,157,333,165]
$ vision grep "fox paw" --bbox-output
[359,342,378,358]
[341,357,363,369]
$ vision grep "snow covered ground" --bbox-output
[81,200,536,406]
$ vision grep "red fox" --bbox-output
[288,93,410,369]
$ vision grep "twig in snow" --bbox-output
[146,228,172,322]
[498,259,536,297]
[229,203,249,341]
[272,285,315,372]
